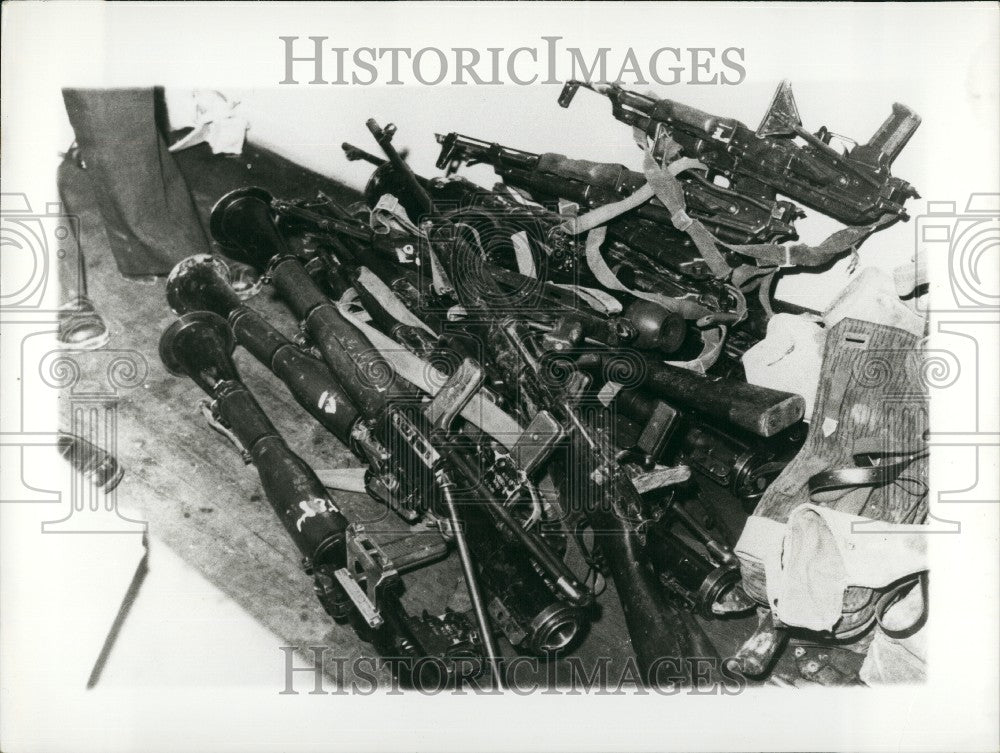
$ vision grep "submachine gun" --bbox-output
[557,79,920,227]
[434,131,802,245]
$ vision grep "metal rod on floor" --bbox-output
[437,471,505,690]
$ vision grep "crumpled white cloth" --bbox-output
[742,313,825,421]
[742,267,927,422]
[735,504,928,632]
[824,267,925,338]
[168,90,248,156]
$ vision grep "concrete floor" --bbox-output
[58,138,757,686]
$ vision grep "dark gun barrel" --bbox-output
[209,187,421,419]
[166,254,363,447]
[344,141,452,221]
[362,121,538,225]
[342,142,387,167]
[159,312,352,615]
[366,119,433,217]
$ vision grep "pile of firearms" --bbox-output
[159,81,921,688]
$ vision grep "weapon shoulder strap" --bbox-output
[637,130,899,275]
[336,291,524,448]
[580,225,726,374]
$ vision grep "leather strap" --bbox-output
[559,184,655,234]
[808,444,929,499]
[729,213,897,268]
[642,150,733,279]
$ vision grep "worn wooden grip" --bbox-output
[641,358,806,437]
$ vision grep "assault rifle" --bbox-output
[558,80,920,226]
[435,131,802,244]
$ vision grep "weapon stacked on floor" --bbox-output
[158,310,482,687]
[434,131,803,245]
[159,79,921,687]
[168,188,615,685]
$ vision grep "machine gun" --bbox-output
[350,121,755,335]
[208,188,596,674]
[412,211,721,680]
[558,80,920,227]
[435,131,802,244]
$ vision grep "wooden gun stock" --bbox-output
[640,358,805,438]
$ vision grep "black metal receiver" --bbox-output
[435,131,802,244]
[559,80,920,226]
[159,311,486,687]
